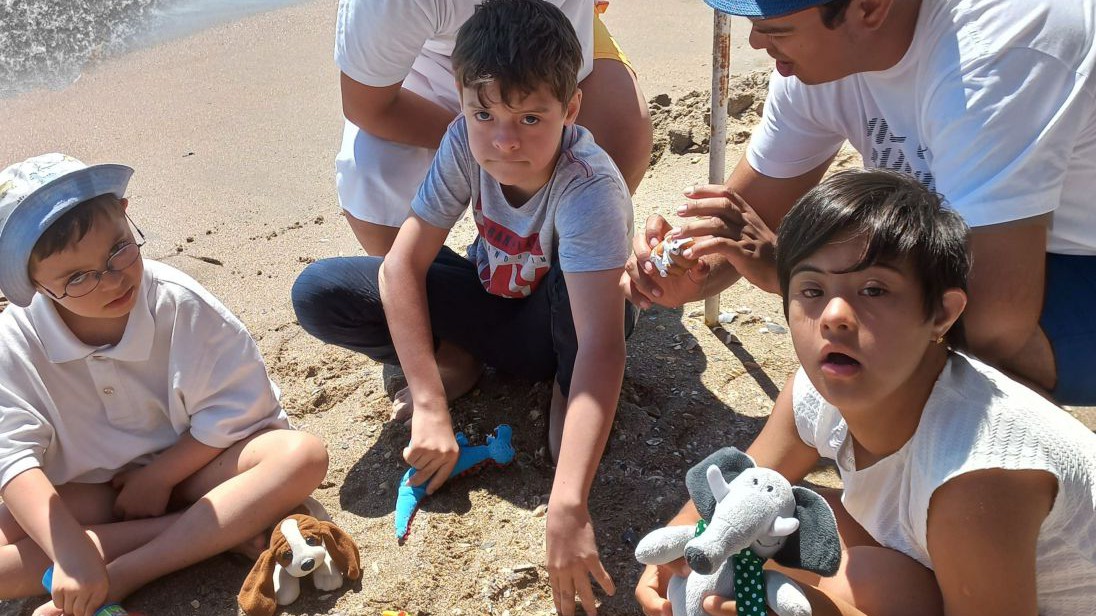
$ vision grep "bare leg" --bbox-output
[102,429,328,601]
[577,58,653,195]
[344,210,400,256]
[548,380,567,464]
[391,340,483,422]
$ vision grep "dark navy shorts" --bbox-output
[1041,253,1096,405]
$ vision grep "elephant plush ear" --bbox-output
[772,486,842,576]
[686,447,755,520]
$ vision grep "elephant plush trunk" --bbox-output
[683,499,773,575]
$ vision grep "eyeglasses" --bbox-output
[38,217,146,300]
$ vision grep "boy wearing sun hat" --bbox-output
[0,153,328,616]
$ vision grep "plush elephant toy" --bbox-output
[635,447,842,616]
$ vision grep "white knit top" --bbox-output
[792,353,1096,615]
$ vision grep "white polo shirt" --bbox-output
[0,260,289,490]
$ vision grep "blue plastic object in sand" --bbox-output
[41,566,128,616]
[394,424,515,541]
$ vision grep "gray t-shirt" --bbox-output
[412,117,633,298]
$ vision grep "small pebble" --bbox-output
[717,312,737,324]
[531,504,548,517]
[190,600,200,609]
[646,437,664,446]
[736,306,752,314]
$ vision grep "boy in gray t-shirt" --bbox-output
[291,2,633,614]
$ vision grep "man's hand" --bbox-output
[547,503,615,615]
[623,213,713,309]
[49,550,109,616]
[111,466,173,520]
[672,185,780,294]
[404,408,460,494]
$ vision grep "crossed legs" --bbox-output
[0,428,328,610]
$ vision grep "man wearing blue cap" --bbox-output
[625,0,1096,407]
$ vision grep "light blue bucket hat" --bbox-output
[0,153,133,307]
[703,0,831,19]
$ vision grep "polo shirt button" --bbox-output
[103,387,115,395]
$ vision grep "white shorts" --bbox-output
[335,49,462,227]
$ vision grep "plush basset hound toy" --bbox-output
[238,514,362,616]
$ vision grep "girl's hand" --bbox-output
[546,503,615,616]
[50,552,109,616]
[702,595,739,615]
[112,466,172,520]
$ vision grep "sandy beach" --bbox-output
[1,1,1091,614]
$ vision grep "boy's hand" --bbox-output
[547,502,615,616]
[623,214,711,310]
[404,409,460,494]
[50,551,109,616]
[111,466,173,520]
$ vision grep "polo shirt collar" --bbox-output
[31,269,155,364]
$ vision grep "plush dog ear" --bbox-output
[238,549,279,616]
[771,486,842,576]
[686,447,755,520]
[319,521,362,581]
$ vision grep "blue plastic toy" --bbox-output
[42,566,128,616]
[394,424,516,541]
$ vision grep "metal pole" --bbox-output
[704,11,732,326]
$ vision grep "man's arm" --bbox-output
[926,469,1055,616]
[379,215,457,492]
[547,268,626,616]
[624,155,831,308]
[340,73,456,150]
[964,218,1055,391]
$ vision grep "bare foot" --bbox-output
[390,341,483,422]
[548,380,567,464]
[229,532,269,560]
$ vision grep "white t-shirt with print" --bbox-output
[0,260,289,489]
[792,353,1096,616]
[748,0,1096,255]
[412,117,632,298]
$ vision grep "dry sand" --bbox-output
[0,1,1091,615]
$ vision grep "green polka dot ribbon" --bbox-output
[694,519,708,537]
[732,548,768,616]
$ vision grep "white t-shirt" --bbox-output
[335,0,595,89]
[792,354,1096,616]
[748,0,1096,255]
[0,260,289,489]
[412,117,632,298]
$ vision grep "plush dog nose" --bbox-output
[684,547,713,575]
[301,558,316,572]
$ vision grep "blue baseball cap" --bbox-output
[703,0,831,19]
[0,153,133,307]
